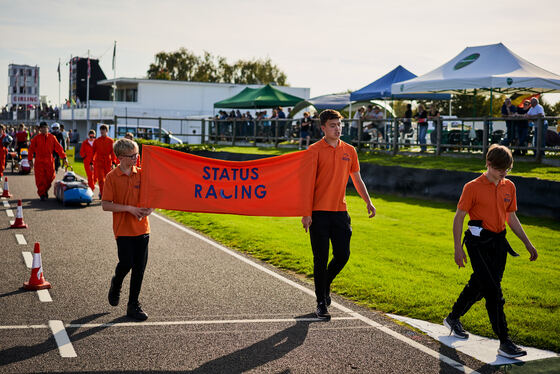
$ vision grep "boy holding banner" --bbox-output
[302,109,376,320]
[102,138,153,321]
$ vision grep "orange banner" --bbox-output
[139,146,317,216]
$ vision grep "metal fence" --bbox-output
[111,115,560,162]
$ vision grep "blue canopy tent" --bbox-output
[350,65,451,102]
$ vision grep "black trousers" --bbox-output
[450,231,509,341]
[113,234,149,306]
[309,211,352,303]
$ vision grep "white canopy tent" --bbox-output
[391,43,560,95]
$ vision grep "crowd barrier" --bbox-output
[111,115,560,163]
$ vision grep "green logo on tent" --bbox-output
[454,53,480,70]
[400,84,404,92]
[506,78,513,85]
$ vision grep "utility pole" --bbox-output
[86,49,90,130]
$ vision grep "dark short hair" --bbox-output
[99,124,108,131]
[319,109,343,126]
[39,121,48,128]
[486,144,513,170]
[88,129,96,135]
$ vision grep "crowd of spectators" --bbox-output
[1,104,59,121]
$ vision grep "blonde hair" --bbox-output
[113,138,138,157]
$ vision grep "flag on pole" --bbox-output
[57,60,61,82]
[87,57,91,79]
[35,66,38,85]
[112,41,116,71]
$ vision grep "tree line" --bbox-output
[147,48,287,86]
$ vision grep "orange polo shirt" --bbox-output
[307,138,360,212]
[457,173,517,233]
[102,165,150,238]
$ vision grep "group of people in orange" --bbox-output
[9,122,122,200]
[79,125,120,198]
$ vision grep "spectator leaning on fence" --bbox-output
[500,98,517,147]
[351,106,365,140]
[514,100,531,155]
[526,97,546,153]
[299,112,312,150]
[414,104,428,152]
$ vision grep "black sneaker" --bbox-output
[107,276,121,306]
[444,316,469,339]
[498,338,527,358]
[40,195,47,201]
[316,302,331,321]
[127,304,148,321]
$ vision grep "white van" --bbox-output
[96,124,183,144]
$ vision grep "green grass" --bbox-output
[160,193,560,352]
[68,153,560,351]
[214,146,560,181]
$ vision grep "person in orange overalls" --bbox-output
[28,122,67,200]
[80,129,97,190]
[93,124,117,198]
[0,125,8,178]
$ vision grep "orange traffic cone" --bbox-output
[23,243,51,290]
[10,200,28,229]
[1,177,11,198]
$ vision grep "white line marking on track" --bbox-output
[6,209,13,217]
[66,316,358,328]
[37,289,52,302]
[22,251,33,268]
[48,320,77,358]
[152,212,480,374]
[2,201,9,207]
[0,316,356,330]
[15,234,27,245]
[0,324,48,330]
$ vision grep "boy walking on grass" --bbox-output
[102,138,153,320]
[302,109,376,320]
[445,144,538,358]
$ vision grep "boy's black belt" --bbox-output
[464,220,520,257]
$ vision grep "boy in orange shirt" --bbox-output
[445,144,538,358]
[302,109,376,320]
[102,138,153,320]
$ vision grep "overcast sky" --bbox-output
[2,0,560,107]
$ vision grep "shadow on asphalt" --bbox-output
[0,312,111,367]
[0,288,27,298]
[4,313,318,373]
[17,198,101,212]
[189,313,316,373]
[437,341,503,374]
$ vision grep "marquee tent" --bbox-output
[214,84,304,109]
[289,94,396,118]
[350,65,451,101]
[391,43,560,95]
[290,93,351,114]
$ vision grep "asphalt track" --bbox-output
[0,171,508,373]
